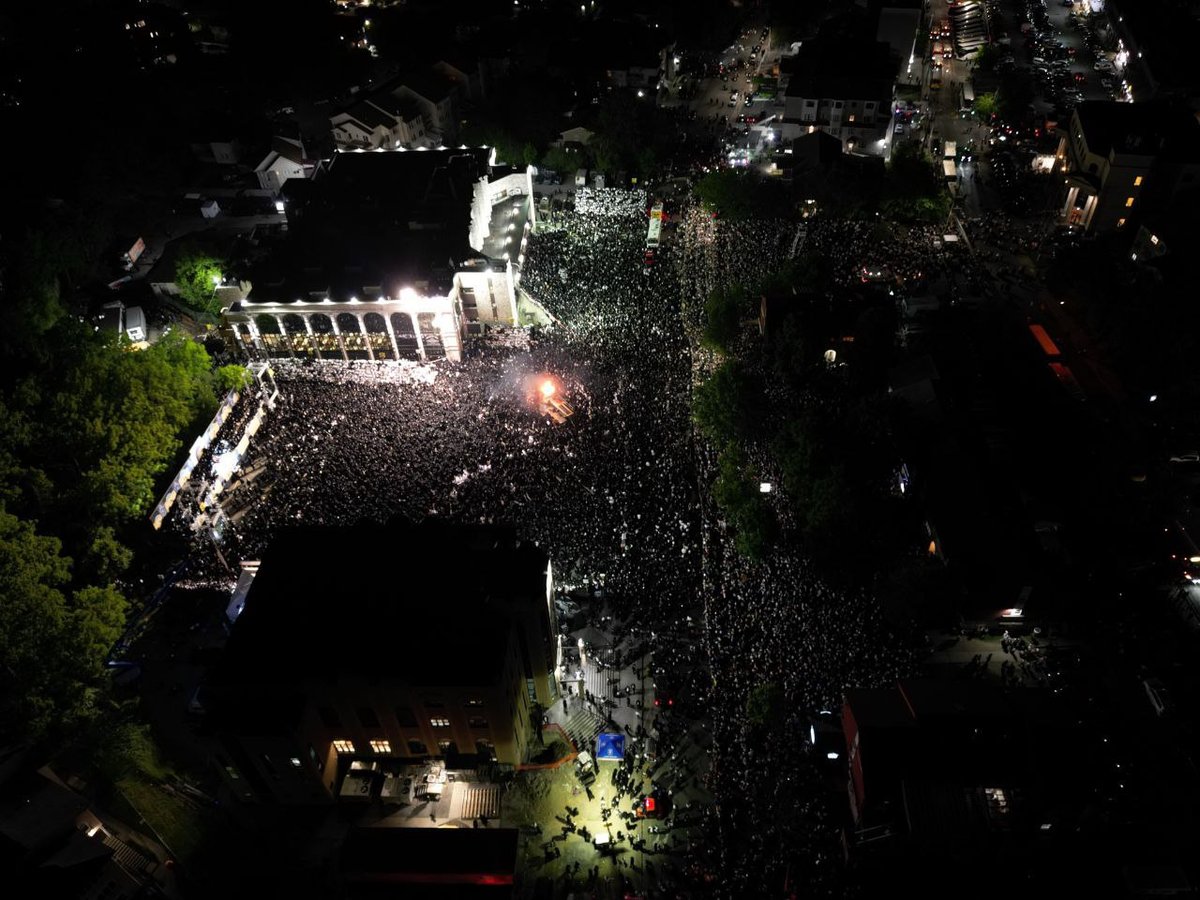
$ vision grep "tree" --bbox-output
[215,364,252,393]
[702,286,746,352]
[974,92,998,120]
[712,444,776,560]
[42,330,219,523]
[746,682,786,728]
[694,169,790,220]
[542,145,586,178]
[693,362,754,445]
[882,142,951,224]
[973,44,1001,74]
[0,508,126,741]
[174,246,225,315]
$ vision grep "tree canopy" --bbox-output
[702,285,748,352]
[693,362,759,445]
[882,142,951,224]
[174,246,225,315]
[0,323,222,745]
[694,169,792,220]
[0,508,127,741]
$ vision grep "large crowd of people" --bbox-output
[174,187,933,897]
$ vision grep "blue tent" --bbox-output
[596,732,625,761]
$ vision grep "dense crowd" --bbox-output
[573,187,648,217]
[179,188,932,896]
[673,207,929,896]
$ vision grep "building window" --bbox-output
[424,698,444,708]
[835,101,843,109]
[395,707,417,727]
[476,739,496,759]
[527,678,537,703]
[318,707,341,728]
[468,715,489,729]
[430,717,451,728]
[1117,217,1126,227]
[332,739,355,754]
[309,744,322,772]
[370,740,392,754]
[464,698,485,708]
[290,757,303,767]
[437,740,457,754]
[357,707,380,728]
[848,114,855,123]
[1125,196,1134,208]
[407,739,428,755]
[1133,176,1143,186]
[1150,234,1159,245]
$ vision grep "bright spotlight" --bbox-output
[540,380,556,399]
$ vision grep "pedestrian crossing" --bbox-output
[460,784,500,820]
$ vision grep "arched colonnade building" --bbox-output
[221,146,534,363]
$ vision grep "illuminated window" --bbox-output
[1125,196,1134,208]
[430,717,450,728]
[290,757,302,767]
[369,740,392,754]
[464,698,485,707]
[437,740,456,754]
[468,715,489,728]
[1117,218,1126,227]
[1150,234,1160,245]
[848,114,855,123]
[1133,176,1143,186]
[332,739,354,754]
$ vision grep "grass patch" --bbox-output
[116,777,207,862]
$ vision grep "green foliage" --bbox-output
[521,142,539,166]
[713,443,755,511]
[746,682,786,728]
[0,508,127,741]
[83,525,134,584]
[973,44,1001,73]
[694,169,791,220]
[702,286,746,352]
[542,145,586,179]
[693,362,754,445]
[98,719,171,783]
[770,395,915,578]
[883,142,951,224]
[732,496,776,560]
[39,329,219,523]
[215,364,252,393]
[174,246,224,315]
[589,94,690,180]
[712,443,776,560]
[0,206,114,353]
[461,121,526,166]
[974,92,998,119]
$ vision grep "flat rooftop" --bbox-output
[252,148,495,301]
[214,520,549,687]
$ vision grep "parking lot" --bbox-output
[1002,0,1129,119]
